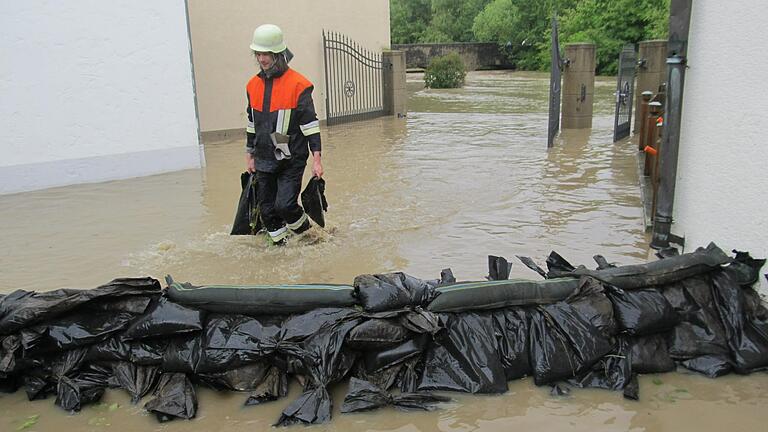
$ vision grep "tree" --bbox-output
[421,0,492,43]
[390,0,433,44]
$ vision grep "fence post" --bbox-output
[561,43,596,129]
[382,50,407,118]
[634,40,668,133]
[638,91,653,150]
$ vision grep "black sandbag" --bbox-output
[354,272,437,313]
[56,375,106,412]
[80,295,154,314]
[231,171,262,235]
[711,267,768,372]
[0,375,20,393]
[546,251,577,278]
[124,296,204,340]
[363,334,429,373]
[569,338,633,394]
[300,176,328,228]
[567,277,617,337]
[516,255,547,278]
[608,288,679,336]
[574,243,731,289]
[24,373,55,401]
[86,336,131,362]
[351,357,403,391]
[487,255,511,281]
[144,373,197,422]
[427,278,580,313]
[630,334,676,373]
[0,334,21,375]
[21,311,135,354]
[662,275,730,359]
[197,314,279,373]
[529,302,613,386]
[492,308,531,380]
[418,312,508,394]
[130,339,168,365]
[398,308,443,335]
[165,278,355,315]
[0,277,160,335]
[593,255,616,270]
[244,366,288,405]
[112,361,160,403]
[341,378,449,413]
[346,319,411,350]
[197,362,270,392]
[162,335,203,373]
[729,250,766,286]
[275,314,361,426]
[680,355,733,378]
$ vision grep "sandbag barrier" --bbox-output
[0,243,766,425]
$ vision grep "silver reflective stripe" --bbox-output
[300,120,320,136]
[268,226,288,242]
[286,212,308,231]
[276,109,292,135]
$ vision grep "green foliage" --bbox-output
[560,0,669,75]
[424,52,466,88]
[423,0,492,43]
[391,0,432,44]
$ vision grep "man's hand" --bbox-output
[311,151,323,178]
[245,153,256,173]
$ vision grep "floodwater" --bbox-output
[1,71,767,431]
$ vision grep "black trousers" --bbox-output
[256,161,306,232]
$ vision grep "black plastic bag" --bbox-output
[144,373,197,422]
[729,250,766,286]
[354,272,437,313]
[130,339,168,365]
[197,362,270,392]
[341,378,449,413]
[0,334,21,375]
[86,336,131,362]
[608,288,679,336]
[0,277,160,335]
[112,361,160,403]
[363,334,429,373]
[162,335,203,373]
[198,314,280,373]
[346,319,411,350]
[231,171,262,235]
[567,277,617,337]
[301,176,328,228]
[418,312,507,394]
[21,311,135,355]
[569,338,633,394]
[56,375,106,412]
[630,334,676,373]
[516,255,547,278]
[487,255,511,281]
[662,275,729,359]
[492,308,531,380]
[244,366,288,405]
[546,251,577,278]
[124,296,204,340]
[711,267,768,372]
[680,355,733,378]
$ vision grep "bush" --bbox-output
[424,53,466,89]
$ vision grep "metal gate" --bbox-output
[323,31,387,126]
[547,16,562,148]
[613,44,637,142]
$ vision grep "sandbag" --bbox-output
[244,366,288,405]
[630,334,676,373]
[492,308,531,380]
[346,319,411,350]
[300,176,328,228]
[231,171,262,235]
[112,361,160,403]
[680,355,733,378]
[341,378,449,413]
[418,312,507,394]
[569,338,634,396]
[144,373,197,422]
[165,278,355,315]
[363,334,429,373]
[0,277,160,335]
[353,272,437,312]
[574,243,731,289]
[608,288,679,336]
[198,314,279,372]
[124,296,204,340]
[427,278,580,313]
[197,362,271,392]
[21,311,135,354]
[487,255,512,281]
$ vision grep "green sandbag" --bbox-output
[164,277,355,315]
[427,278,580,313]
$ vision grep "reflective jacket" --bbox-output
[245,67,321,172]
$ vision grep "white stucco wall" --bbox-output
[187,0,391,133]
[0,1,201,195]
[673,1,768,294]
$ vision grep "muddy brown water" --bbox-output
[1,71,766,431]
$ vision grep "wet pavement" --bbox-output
[1,70,766,431]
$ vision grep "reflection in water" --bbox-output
[1,71,766,431]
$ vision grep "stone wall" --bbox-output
[392,43,513,70]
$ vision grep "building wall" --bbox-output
[187,0,391,133]
[0,1,201,195]
[673,1,768,293]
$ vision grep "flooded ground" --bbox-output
[1,71,767,430]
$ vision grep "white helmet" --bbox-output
[250,24,287,53]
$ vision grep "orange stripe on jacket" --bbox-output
[247,69,313,112]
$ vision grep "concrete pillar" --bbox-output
[561,43,596,129]
[634,40,667,132]
[382,50,407,118]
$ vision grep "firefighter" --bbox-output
[245,24,323,245]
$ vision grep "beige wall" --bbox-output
[187,0,391,133]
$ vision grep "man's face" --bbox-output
[256,52,276,70]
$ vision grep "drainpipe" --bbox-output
[650,0,692,250]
